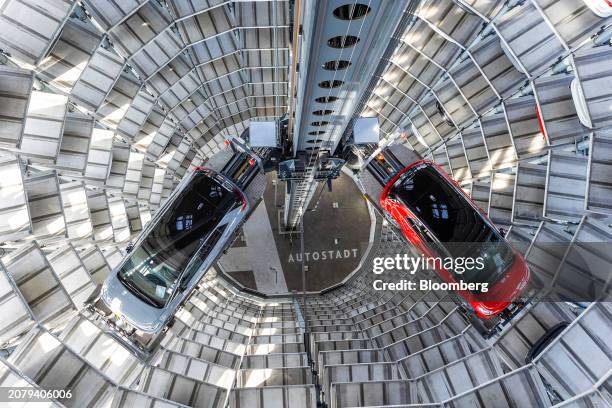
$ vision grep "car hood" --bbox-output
[101,276,169,333]
[484,251,530,302]
[471,251,531,317]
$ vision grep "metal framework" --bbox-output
[0,1,611,407]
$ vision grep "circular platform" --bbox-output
[219,171,374,293]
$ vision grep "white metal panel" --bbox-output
[139,205,152,229]
[97,71,140,129]
[137,159,155,202]
[0,358,64,407]
[504,225,537,255]
[330,380,411,408]
[250,120,278,147]
[107,193,131,242]
[237,366,310,387]
[57,111,94,174]
[110,387,190,408]
[84,127,114,182]
[535,303,612,400]
[176,148,195,179]
[586,132,612,214]
[494,301,576,370]
[70,45,125,112]
[0,0,74,65]
[573,46,612,129]
[0,152,31,241]
[77,245,111,285]
[106,139,130,190]
[123,149,145,196]
[415,348,505,403]
[24,171,67,241]
[136,110,169,152]
[471,180,491,211]
[150,167,166,206]
[495,2,565,77]
[229,385,317,408]
[139,366,228,407]
[398,336,473,379]
[147,117,176,158]
[100,245,124,269]
[167,137,191,174]
[1,242,75,326]
[47,244,96,309]
[189,154,204,173]
[124,200,143,234]
[37,18,102,93]
[488,171,515,228]
[533,0,608,48]
[59,180,94,240]
[161,174,175,203]
[0,65,33,147]
[504,95,547,160]
[533,74,584,146]
[442,365,550,407]
[82,0,147,31]
[0,262,34,346]
[61,312,144,385]
[102,1,173,57]
[86,188,113,241]
[512,162,547,226]
[322,362,399,403]
[117,88,155,137]
[545,151,588,222]
[445,137,471,184]
[462,126,491,179]
[551,217,612,300]
[158,349,236,389]
[8,326,117,407]
[480,112,517,172]
[19,91,68,163]
[524,221,574,290]
[470,34,525,99]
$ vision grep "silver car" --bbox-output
[93,168,249,353]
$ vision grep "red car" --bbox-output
[379,160,530,318]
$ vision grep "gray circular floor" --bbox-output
[220,171,374,293]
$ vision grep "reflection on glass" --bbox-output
[391,165,515,284]
[118,172,240,307]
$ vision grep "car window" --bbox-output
[118,172,241,307]
[179,225,228,290]
[391,164,515,284]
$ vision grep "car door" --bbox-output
[413,217,454,261]
[180,224,229,295]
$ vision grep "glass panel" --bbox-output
[118,172,240,307]
[391,164,515,284]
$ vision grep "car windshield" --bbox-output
[118,171,241,307]
[391,164,515,284]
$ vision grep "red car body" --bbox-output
[380,160,530,318]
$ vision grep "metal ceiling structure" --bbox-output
[0,0,611,407]
[282,0,409,228]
